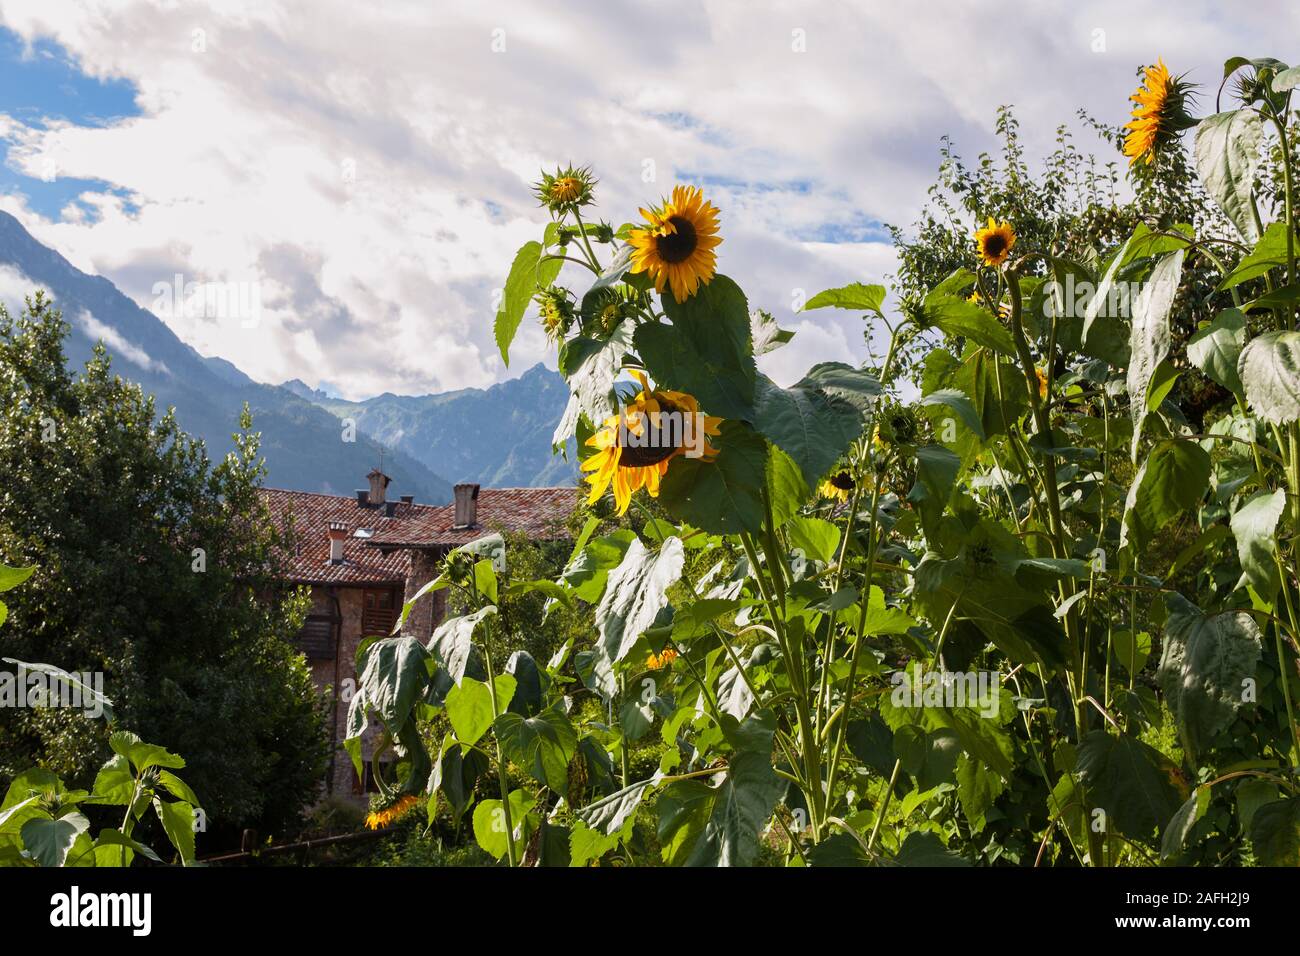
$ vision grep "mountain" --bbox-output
[298,363,578,488]
[0,210,453,503]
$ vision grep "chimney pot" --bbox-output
[400,494,414,505]
[327,521,347,564]
[367,468,390,506]
[356,490,369,505]
[453,483,480,529]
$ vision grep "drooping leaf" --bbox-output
[1230,489,1286,599]
[1120,439,1211,552]
[751,374,861,487]
[20,815,88,867]
[1075,731,1185,841]
[796,362,883,412]
[428,607,496,686]
[1239,330,1300,425]
[1194,109,1264,243]
[919,388,986,442]
[595,537,685,665]
[153,797,196,865]
[638,275,756,420]
[1249,796,1300,866]
[1187,308,1246,396]
[1161,784,1212,861]
[1127,251,1184,460]
[575,779,655,836]
[495,240,562,366]
[1158,594,1262,758]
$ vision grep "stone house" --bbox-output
[259,471,574,800]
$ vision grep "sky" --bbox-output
[0,0,1292,400]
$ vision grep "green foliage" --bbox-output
[0,294,329,835]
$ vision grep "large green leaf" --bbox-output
[428,606,495,686]
[1240,330,1300,425]
[751,374,861,487]
[785,516,841,564]
[1158,594,1262,757]
[595,536,684,665]
[445,677,497,746]
[109,731,185,772]
[919,293,1016,355]
[2,659,115,723]
[658,420,769,534]
[919,388,985,442]
[153,797,196,865]
[1194,110,1265,242]
[796,362,883,412]
[20,814,88,867]
[1230,489,1286,599]
[562,529,637,603]
[638,275,756,420]
[1075,731,1185,840]
[1128,251,1184,460]
[1187,308,1246,396]
[553,321,636,447]
[681,750,783,867]
[494,708,578,794]
[354,636,433,728]
[472,789,535,862]
[575,779,655,836]
[804,282,886,315]
[1217,223,1291,290]
[1161,784,1212,861]
[1249,796,1300,866]
[1120,440,1211,552]
[0,564,34,592]
[494,240,562,366]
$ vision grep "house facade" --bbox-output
[259,471,575,800]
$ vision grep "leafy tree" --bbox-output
[0,292,329,839]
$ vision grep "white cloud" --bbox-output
[0,263,42,314]
[75,308,170,375]
[0,0,1291,397]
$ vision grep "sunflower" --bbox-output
[1034,366,1049,400]
[581,371,722,515]
[534,165,596,211]
[535,287,575,341]
[974,218,1016,268]
[365,794,420,830]
[1123,59,1195,166]
[646,647,679,670]
[819,470,856,503]
[628,185,722,303]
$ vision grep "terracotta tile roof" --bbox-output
[258,488,434,585]
[259,486,578,583]
[367,487,578,548]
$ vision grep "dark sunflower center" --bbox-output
[829,471,854,491]
[982,234,1007,257]
[655,216,698,264]
[617,398,685,467]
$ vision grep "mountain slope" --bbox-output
[0,211,452,503]
[305,363,578,488]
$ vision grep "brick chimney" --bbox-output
[327,521,347,564]
[452,483,480,529]
[367,468,390,506]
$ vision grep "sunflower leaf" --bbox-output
[1194,110,1265,243]
[495,240,562,367]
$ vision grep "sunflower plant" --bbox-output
[353,53,1300,867]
